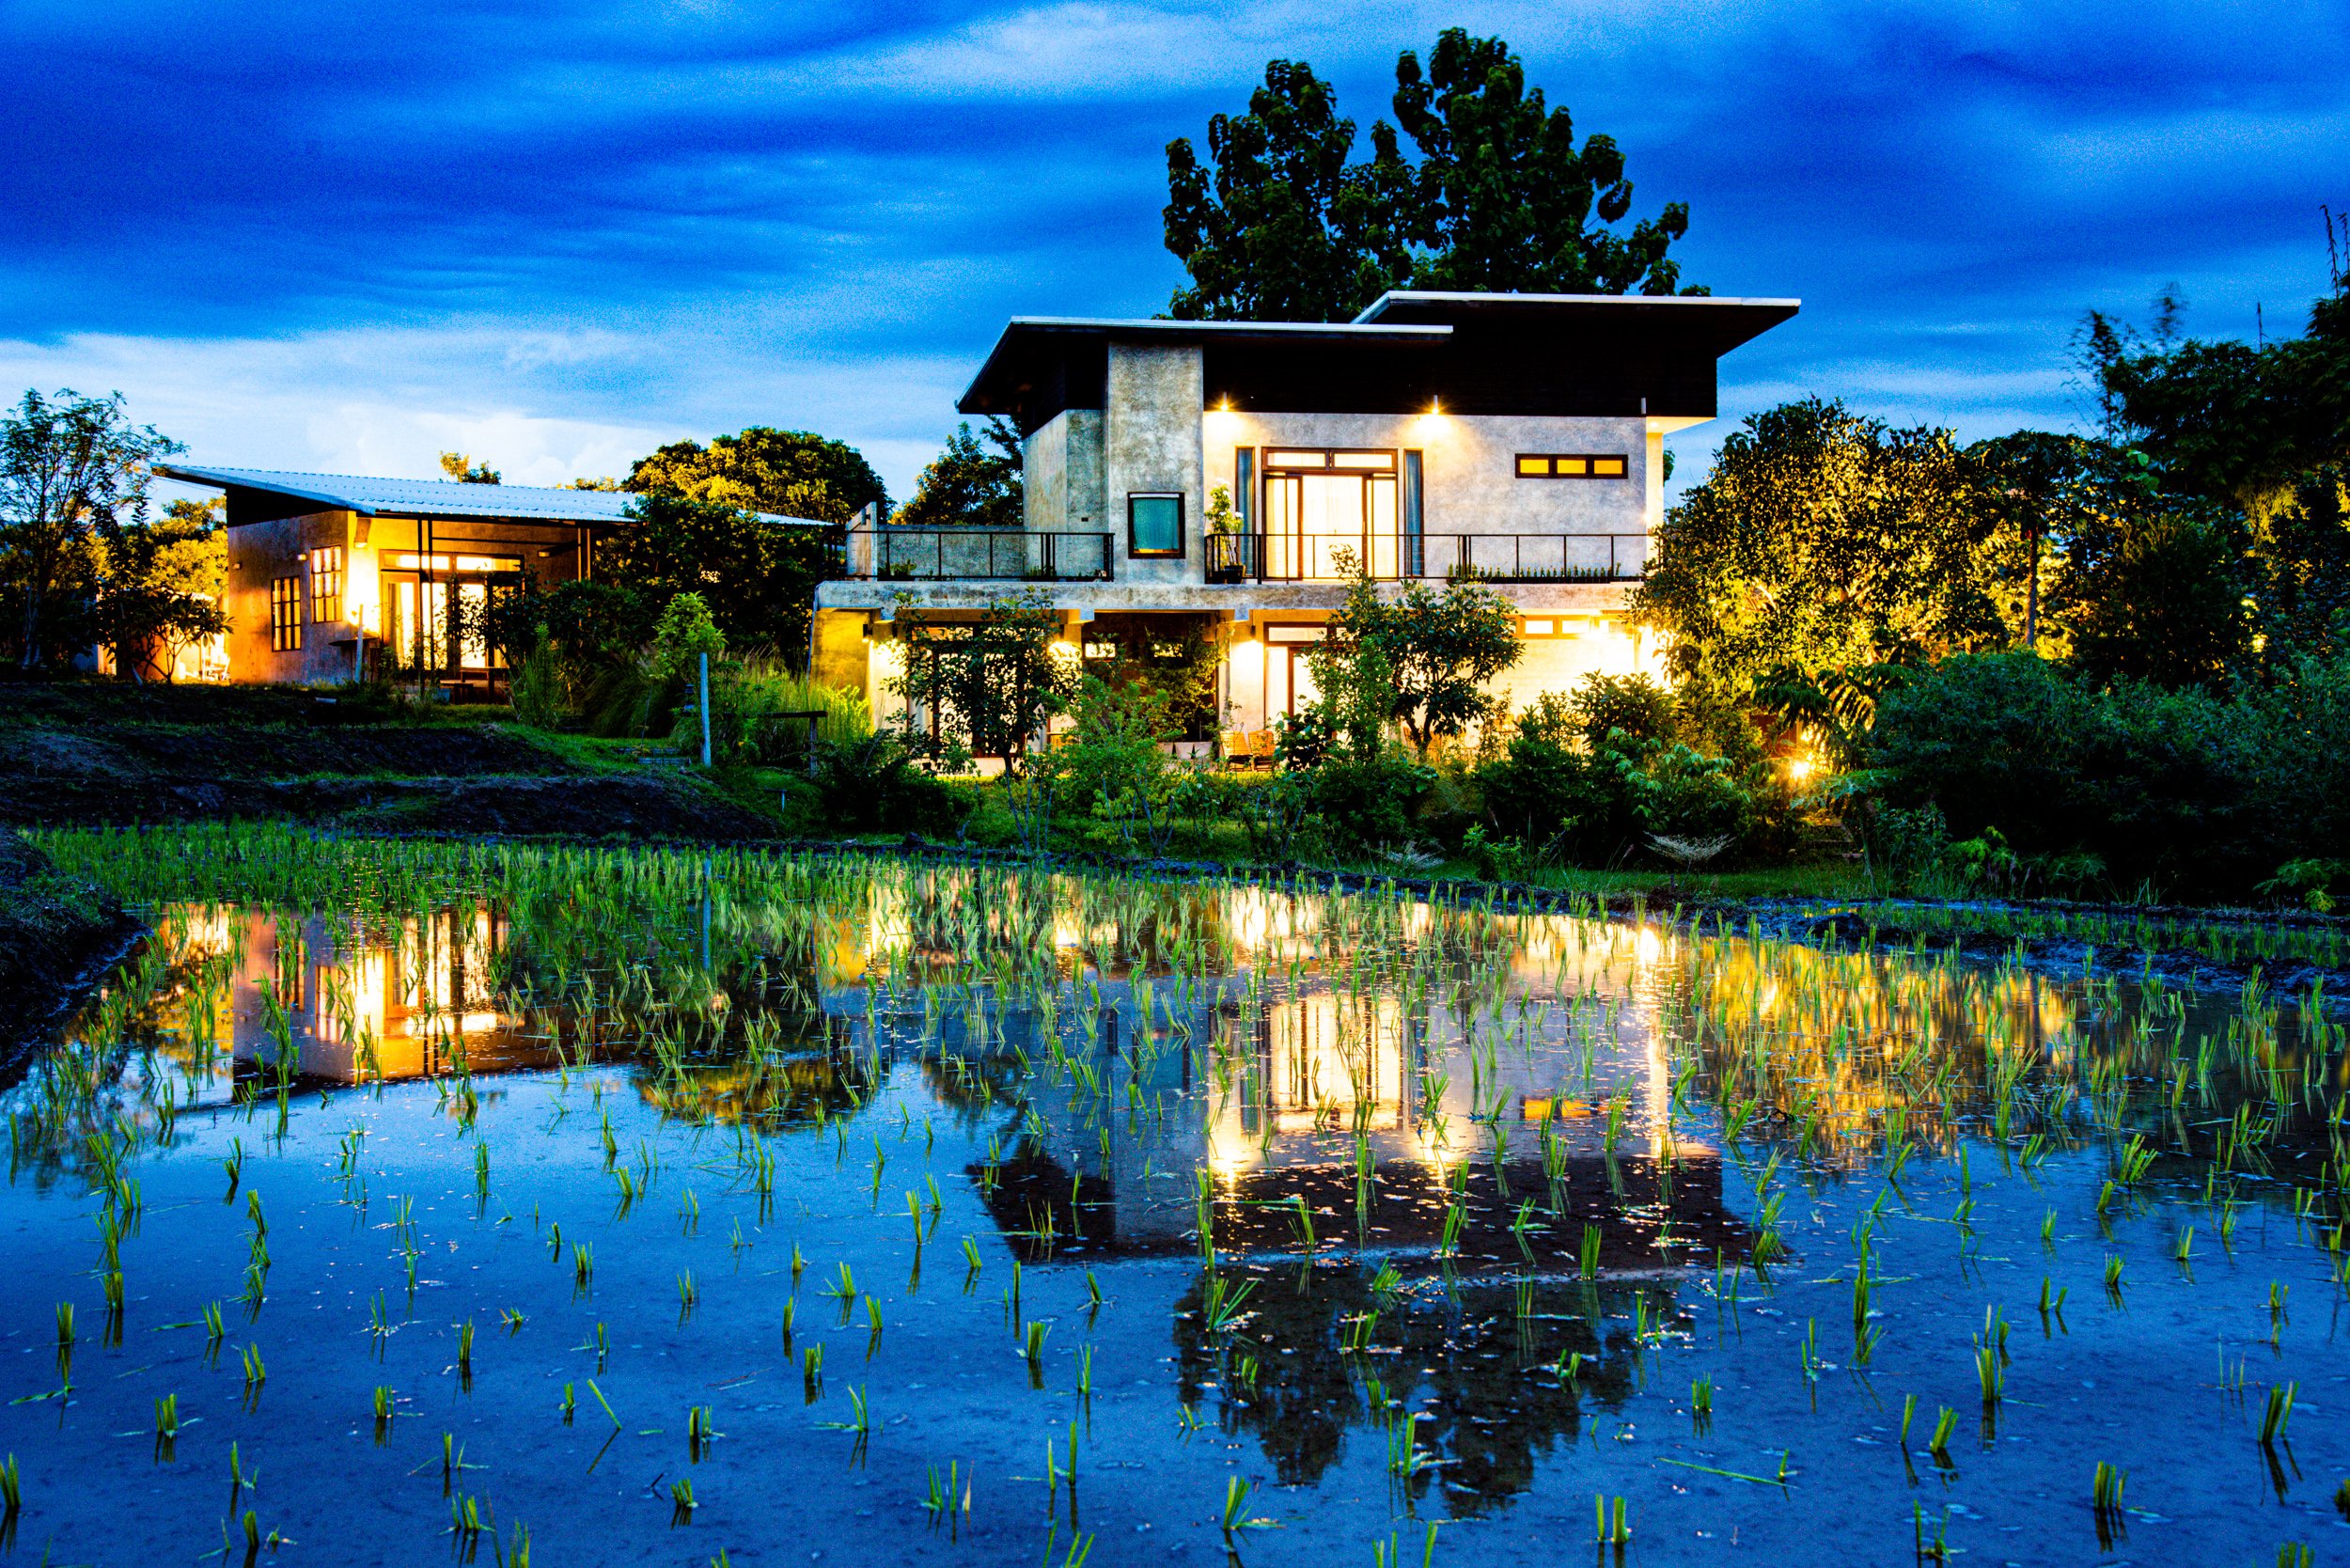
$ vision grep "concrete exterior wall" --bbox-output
[1104,343,1204,586]
[1207,410,1651,575]
[226,510,379,684]
[1021,410,1106,537]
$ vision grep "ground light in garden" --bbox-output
[0,823,2342,1563]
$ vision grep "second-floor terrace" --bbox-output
[836,523,1650,585]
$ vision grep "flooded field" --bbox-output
[4,825,2345,1565]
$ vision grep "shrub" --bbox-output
[1473,705,1762,868]
[1047,677,1170,815]
[1865,651,2350,896]
[1566,673,1678,751]
[809,733,962,835]
[1299,758,1437,856]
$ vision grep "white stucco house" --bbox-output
[811,290,1796,746]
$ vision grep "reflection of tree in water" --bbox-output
[1170,1263,1653,1514]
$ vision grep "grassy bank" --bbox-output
[0,681,777,839]
[0,827,133,1040]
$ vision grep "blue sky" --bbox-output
[4,0,2345,505]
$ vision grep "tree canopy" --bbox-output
[626,428,888,525]
[1165,29,1698,322]
[595,491,842,662]
[2085,285,2350,660]
[893,418,1023,528]
[1,388,182,669]
[1632,399,2005,701]
[1319,555,1522,755]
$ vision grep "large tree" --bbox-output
[92,496,228,682]
[1317,554,1521,755]
[893,418,1023,528]
[1164,30,1698,322]
[1632,400,2005,700]
[596,491,841,663]
[0,388,181,669]
[627,428,888,525]
[2084,281,2350,660]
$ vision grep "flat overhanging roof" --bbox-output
[155,464,828,527]
[956,290,1799,427]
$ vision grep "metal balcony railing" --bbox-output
[839,528,1113,582]
[1204,532,1648,584]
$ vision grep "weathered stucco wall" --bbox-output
[1104,343,1204,585]
[1208,411,1651,554]
[226,510,370,684]
[1021,411,1108,539]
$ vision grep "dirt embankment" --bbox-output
[0,827,137,1042]
[0,682,776,840]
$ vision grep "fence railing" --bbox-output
[1205,532,1647,584]
[839,528,1113,582]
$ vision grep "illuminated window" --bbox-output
[270,576,303,651]
[1519,618,1556,637]
[387,553,521,572]
[1128,494,1183,557]
[1516,453,1627,479]
[1265,624,1328,644]
[308,546,343,624]
[1266,448,1393,472]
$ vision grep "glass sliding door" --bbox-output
[1256,449,1400,580]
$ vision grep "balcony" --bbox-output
[1205,532,1647,585]
[839,528,1113,582]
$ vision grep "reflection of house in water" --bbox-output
[174,904,540,1088]
[946,979,1750,1275]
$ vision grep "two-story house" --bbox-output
[812,290,1795,749]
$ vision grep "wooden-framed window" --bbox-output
[308,547,343,624]
[1127,493,1184,557]
[270,576,304,651]
[1515,453,1628,479]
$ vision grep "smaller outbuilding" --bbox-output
[157,466,634,697]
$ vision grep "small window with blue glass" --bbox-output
[1127,493,1184,557]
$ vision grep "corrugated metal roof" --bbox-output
[154,464,829,527]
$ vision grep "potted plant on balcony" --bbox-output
[1204,484,1244,584]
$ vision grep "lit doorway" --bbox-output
[1261,449,1398,579]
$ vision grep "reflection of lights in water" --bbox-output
[1635,926,1664,965]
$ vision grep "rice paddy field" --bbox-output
[4,824,2346,1566]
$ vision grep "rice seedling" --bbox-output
[1592,1494,1630,1546]
[1219,1476,1269,1540]
[2092,1461,2128,1530]
[2259,1382,2296,1446]
[1928,1405,1957,1462]
[1,1454,20,1515]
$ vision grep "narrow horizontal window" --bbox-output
[1265,624,1328,644]
[1264,450,1327,468]
[1329,450,1395,471]
[1520,619,1556,637]
[1516,453,1628,480]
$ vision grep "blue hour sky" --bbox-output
[3,0,2344,504]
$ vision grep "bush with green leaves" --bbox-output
[1474,698,1763,868]
[1864,650,2350,897]
[809,732,963,835]
[1566,673,1678,750]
